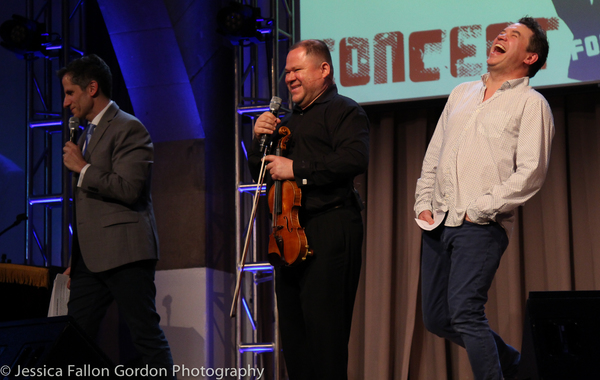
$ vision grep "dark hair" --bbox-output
[57,54,113,98]
[290,39,334,83]
[517,16,549,78]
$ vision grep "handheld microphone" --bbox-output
[68,117,79,143]
[259,96,283,153]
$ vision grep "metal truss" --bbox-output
[233,0,295,378]
[19,0,84,267]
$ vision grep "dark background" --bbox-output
[0,0,237,271]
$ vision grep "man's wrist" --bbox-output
[77,164,91,187]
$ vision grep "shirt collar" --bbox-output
[293,84,338,112]
[481,73,529,90]
[91,100,114,126]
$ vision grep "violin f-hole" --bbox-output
[275,235,284,257]
[283,216,292,232]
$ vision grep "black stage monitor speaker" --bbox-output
[0,316,114,379]
[525,291,600,380]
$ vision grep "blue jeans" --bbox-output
[421,221,519,380]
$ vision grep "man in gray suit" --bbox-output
[61,54,175,378]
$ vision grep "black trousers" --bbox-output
[68,257,175,379]
[276,205,363,380]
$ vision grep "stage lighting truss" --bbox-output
[217,2,273,45]
[0,14,62,58]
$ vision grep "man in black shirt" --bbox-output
[249,39,369,379]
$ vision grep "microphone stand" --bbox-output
[0,214,27,238]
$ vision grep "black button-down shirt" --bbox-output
[249,84,370,213]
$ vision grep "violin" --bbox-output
[267,126,313,266]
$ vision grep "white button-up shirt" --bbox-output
[414,74,555,236]
[78,100,113,187]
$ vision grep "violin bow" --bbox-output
[230,148,270,318]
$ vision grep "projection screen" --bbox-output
[299,0,600,104]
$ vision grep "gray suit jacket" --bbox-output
[73,102,159,272]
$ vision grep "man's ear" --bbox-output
[87,80,100,97]
[321,61,331,79]
[524,52,539,67]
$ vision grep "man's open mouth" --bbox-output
[493,44,506,54]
